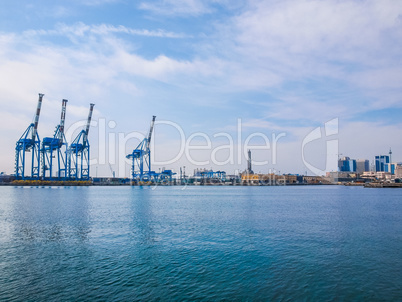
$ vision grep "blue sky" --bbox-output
[1,0,401,176]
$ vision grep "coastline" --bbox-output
[2,179,401,188]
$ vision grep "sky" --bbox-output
[1,0,401,177]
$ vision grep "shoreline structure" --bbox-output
[4,178,402,188]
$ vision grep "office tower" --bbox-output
[356,159,369,173]
[338,156,356,172]
[375,155,390,172]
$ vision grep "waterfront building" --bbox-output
[338,156,356,172]
[283,174,298,184]
[241,173,262,185]
[240,173,299,185]
[0,172,15,183]
[385,163,398,175]
[361,171,376,181]
[356,159,369,174]
[375,155,390,172]
[303,176,328,184]
[395,164,402,179]
[375,172,392,180]
[326,171,359,183]
[192,169,227,185]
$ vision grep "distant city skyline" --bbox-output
[1,0,401,176]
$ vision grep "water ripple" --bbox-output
[0,186,401,301]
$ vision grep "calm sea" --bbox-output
[0,185,401,301]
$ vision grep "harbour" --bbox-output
[9,94,401,188]
[1,1,402,301]
[0,185,401,301]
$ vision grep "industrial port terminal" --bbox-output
[11,93,177,185]
[2,94,401,188]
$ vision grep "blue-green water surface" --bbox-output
[0,185,401,301]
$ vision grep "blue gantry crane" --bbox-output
[15,93,44,179]
[126,116,156,182]
[41,99,68,180]
[68,103,95,180]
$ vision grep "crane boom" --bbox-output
[85,103,95,135]
[32,93,44,141]
[58,99,68,138]
[83,103,95,145]
[146,115,156,151]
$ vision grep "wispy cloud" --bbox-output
[224,0,402,77]
[139,0,212,16]
[206,0,402,118]
[23,23,189,39]
[138,0,241,16]
[80,0,121,6]
[0,22,215,124]
[49,6,72,18]
[1,0,402,173]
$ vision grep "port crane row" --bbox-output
[15,94,174,183]
[15,94,94,181]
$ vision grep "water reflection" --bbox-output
[130,186,156,245]
[10,187,91,243]
[0,188,14,244]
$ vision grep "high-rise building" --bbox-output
[395,164,402,178]
[385,163,397,175]
[387,148,395,175]
[356,159,369,173]
[338,156,356,172]
[247,149,254,174]
[375,155,390,172]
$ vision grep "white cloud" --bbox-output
[1,0,402,174]
[216,0,402,79]
[232,0,401,62]
[0,26,199,103]
[80,0,121,6]
[138,0,243,16]
[205,0,402,118]
[50,6,72,18]
[0,21,224,149]
[139,0,212,16]
[23,23,189,39]
[351,68,402,90]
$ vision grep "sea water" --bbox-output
[0,185,401,301]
